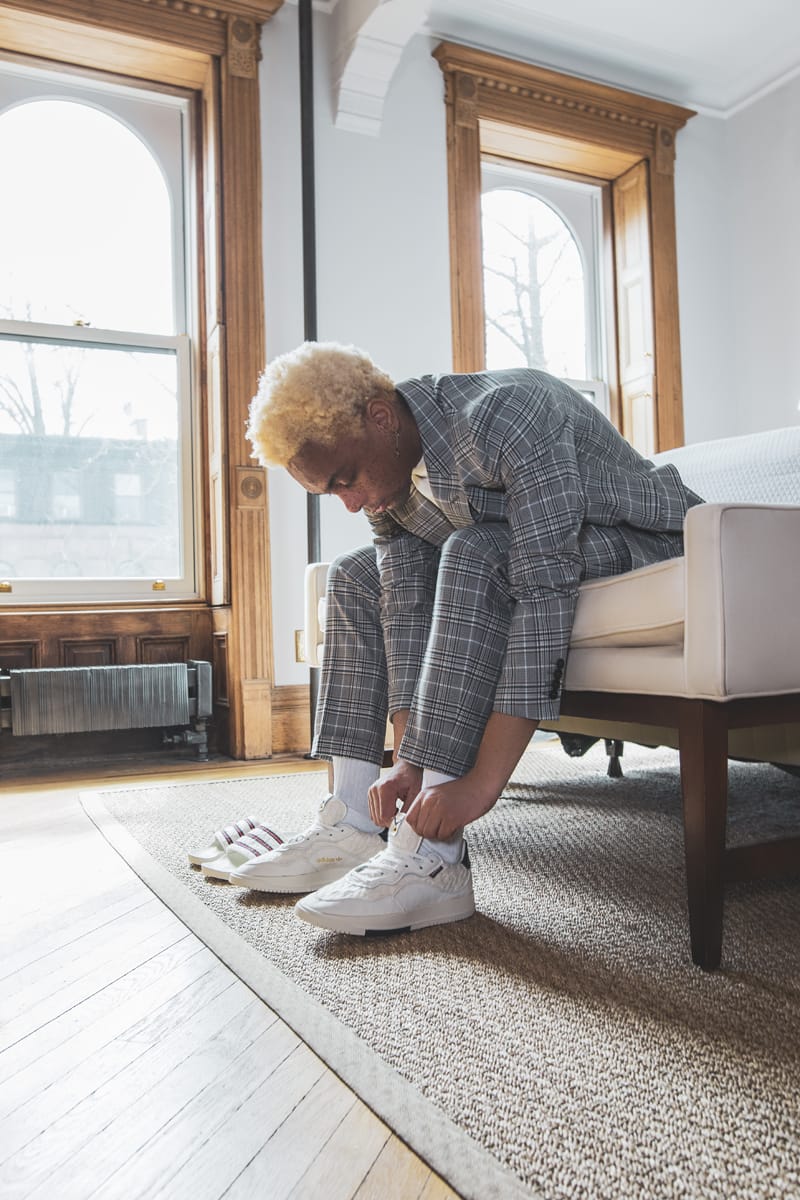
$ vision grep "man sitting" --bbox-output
[236,341,701,936]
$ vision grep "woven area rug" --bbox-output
[82,742,800,1200]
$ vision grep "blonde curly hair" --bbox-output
[247,341,396,467]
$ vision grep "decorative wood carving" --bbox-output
[220,50,272,757]
[0,0,283,57]
[237,466,266,506]
[227,13,258,79]
[655,124,676,176]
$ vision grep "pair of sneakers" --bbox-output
[230,795,475,936]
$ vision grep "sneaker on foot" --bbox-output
[294,814,475,935]
[228,796,384,894]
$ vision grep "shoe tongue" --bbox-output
[389,814,423,854]
[318,795,348,827]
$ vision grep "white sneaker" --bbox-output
[228,796,384,894]
[294,814,475,935]
[187,816,262,865]
[200,825,286,881]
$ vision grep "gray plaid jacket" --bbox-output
[366,369,701,720]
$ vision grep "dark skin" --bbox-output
[286,392,422,516]
[287,392,538,841]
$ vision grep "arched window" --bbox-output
[1,98,175,332]
[0,64,195,601]
[482,166,607,414]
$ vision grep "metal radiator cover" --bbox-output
[9,663,191,736]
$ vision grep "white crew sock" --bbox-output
[332,755,382,832]
[418,768,464,864]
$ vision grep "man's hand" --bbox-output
[405,776,497,841]
[401,712,541,840]
[368,759,423,828]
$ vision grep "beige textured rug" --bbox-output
[82,743,800,1200]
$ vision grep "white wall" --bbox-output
[260,9,451,685]
[674,113,736,443]
[676,78,800,440]
[260,8,800,685]
[724,76,800,434]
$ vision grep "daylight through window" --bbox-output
[0,61,197,601]
[481,162,609,416]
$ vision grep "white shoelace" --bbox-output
[354,846,432,882]
[282,821,328,847]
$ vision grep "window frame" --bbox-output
[0,56,199,602]
[433,41,695,452]
[0,0,280,759]
[0,320,197,601]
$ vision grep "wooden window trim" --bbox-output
[433,41,695,451]
[0,0,282,757]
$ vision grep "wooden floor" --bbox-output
[0,760,461,1200]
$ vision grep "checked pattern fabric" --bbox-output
[313,370,699,777]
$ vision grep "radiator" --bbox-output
[0,661,213,759]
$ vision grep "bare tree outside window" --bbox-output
[0,78,193,597]
[482,188,587,379]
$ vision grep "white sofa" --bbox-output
[304,426,800,969]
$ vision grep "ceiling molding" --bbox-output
[423,0,800,119]
[333,0,430,136]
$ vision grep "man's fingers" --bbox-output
[368,778,397,827]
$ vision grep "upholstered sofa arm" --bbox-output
[303,562,330,667]
[684,502,800,698]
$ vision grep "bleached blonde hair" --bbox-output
[247,341,396,467]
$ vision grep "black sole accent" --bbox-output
[365,925,412,937]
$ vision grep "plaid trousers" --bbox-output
[312,521,684,776]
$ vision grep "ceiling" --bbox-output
[423,0,800,115]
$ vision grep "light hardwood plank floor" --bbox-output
[0,762,462,1200]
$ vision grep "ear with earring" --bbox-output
[394,428,400,458]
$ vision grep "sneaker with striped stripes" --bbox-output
[188,816,268,865]
[200,824,286,881]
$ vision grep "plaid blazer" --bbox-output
[366,369,701,719]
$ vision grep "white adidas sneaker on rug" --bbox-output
[294,814,475,935]
[200,825,286,881]
[228,796,385,894]
[187,816,263,865]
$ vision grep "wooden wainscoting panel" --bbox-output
[0,641,40,671]
[211,625,231,756]
[212,630,229,705]
[137,636,192,664]
[271,684,311,757]
[0,607,213,671]
[238,678,272,760]
[60,639,117,667]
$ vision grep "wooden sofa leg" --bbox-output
[678,701,729,970]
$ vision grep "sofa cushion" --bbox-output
[571,556,684,648]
